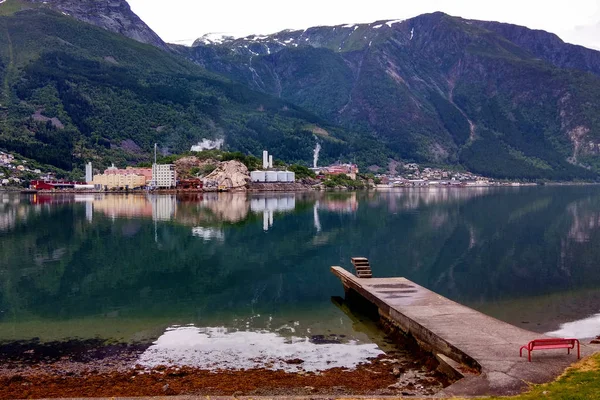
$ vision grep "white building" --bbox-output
[85,162,93,183]
[151,164,177,188]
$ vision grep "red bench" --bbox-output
[520,338,580,362]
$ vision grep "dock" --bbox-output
[331,265,596,396]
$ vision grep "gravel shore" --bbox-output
[0,338,451,399]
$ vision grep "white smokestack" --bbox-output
[85,162,93,183]
[269,155,273,168]
[262,150,269,169]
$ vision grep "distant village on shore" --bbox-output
[1,148,533,192]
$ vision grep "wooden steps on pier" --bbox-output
[351,257,372,278]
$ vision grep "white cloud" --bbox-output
[127,0,600,50]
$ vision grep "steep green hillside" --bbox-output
[186,13,600,180]
[0,7,384,172]
[2,2,600,180]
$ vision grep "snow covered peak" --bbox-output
[194,32,236,46]
[189,17,413,54]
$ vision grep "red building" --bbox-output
[320,164,359,180]
[30,180,86,190]
[177,179,203,190]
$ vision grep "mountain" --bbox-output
[183,13,600,180]
[2,1,600,181]
[5,0,169,50]
[469,20,600,77]
[0,4,383,173]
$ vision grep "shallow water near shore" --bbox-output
[1,187,600,376]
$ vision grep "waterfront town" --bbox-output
[2,148,526,192]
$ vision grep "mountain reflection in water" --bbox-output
[0,187,599,342]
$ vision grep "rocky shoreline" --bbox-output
[0,336,452,399]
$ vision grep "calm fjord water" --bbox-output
[1,187,599,348]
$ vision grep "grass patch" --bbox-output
[0,0,37,16]
[340,353,600,399]
[487,353,600,400]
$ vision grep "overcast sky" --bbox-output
[127,0,600,50]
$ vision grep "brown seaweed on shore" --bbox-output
[0,336,451,399]
[0,355,450,399]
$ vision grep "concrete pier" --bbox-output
[331,266,596,396]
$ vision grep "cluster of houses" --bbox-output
[377,164,493,187]
[0,151,45,187]
[0,152,14,166]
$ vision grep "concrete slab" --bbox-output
[331,266,596,397]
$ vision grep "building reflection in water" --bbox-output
[250,194,296,231]
[312,193,359,233]
[92,195,153,220]
[2,191,361,235]
[11,188,600,252]
[148,195,177,221]
[316,192,358,213]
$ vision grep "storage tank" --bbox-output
[251,170,266,182]
[74,184,95,190]
[286,171,295,182]
[277,171,287,182]
[266,171,278,182]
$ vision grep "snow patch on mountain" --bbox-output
[385,19,404,27]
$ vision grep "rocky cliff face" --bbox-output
[24,0,168,50]
[203,161,249,189]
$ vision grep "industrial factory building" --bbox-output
[250,150,296,183]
